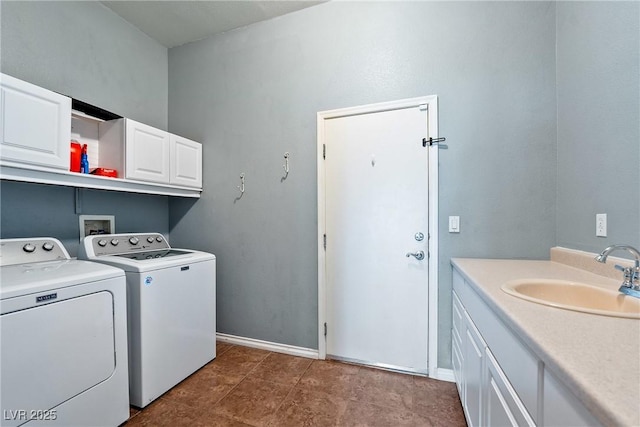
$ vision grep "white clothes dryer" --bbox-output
[0,237,129,427]
[78,233,216,408]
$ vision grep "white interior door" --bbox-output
[322,102,430,373]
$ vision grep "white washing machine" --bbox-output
[78,232,216,408]
[0,237,129,427]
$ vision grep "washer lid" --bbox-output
[0,259,124,300]
[112,249,194,261]
[88,249,215,273]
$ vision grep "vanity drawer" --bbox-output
[452,290,464,345]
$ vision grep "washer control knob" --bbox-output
[23,243,36,253]
[147,236,155,243]
[42,242,54,251]
[129,237,139,245]
[146,255,153,259]
[98,239,108,247]
[156,236,163,243]
[110,239,119,246]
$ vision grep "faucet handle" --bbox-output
[632,267,640,290]
[615,265,633,287]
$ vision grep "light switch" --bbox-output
[596,213,607,237]
[449,216,460,233]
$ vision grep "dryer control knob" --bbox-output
[23,243,36,253]
[156,236,163,243]
[129,237,139,245]
[111,239,119,246]
[42,242,54,251]
[98,239,108,247]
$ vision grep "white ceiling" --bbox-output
[101,1,324,49]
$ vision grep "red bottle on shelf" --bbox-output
[70,141,81,172]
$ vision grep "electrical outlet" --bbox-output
[596,213,607,237]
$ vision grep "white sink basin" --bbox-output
[501,279,640,319]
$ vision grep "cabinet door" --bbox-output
[0,73,71,170]
[543,369,601,427]
[463,311,486,427]
[485,349,535,427]
[125,119,170,183]
[170,134,202,188]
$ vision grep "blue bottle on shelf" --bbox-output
[80,144,89,174]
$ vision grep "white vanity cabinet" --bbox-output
[451,266,603,427]
[99,118,202,188]
[0,73,71,170]
[453,277,533,427]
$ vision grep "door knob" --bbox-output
[406,251,425,261]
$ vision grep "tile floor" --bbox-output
[125,342,466,427]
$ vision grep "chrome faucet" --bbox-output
[595,244,640,298]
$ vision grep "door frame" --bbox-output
[317,95,440,378]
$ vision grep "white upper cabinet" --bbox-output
[170,134,202,188]
[0,73,71,170]
[0,75,202,197]
[124,119,171,184]
[99,118,202,188]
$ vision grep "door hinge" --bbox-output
[324,322,327,337]
[323,234,327,250]
[323,144,326,159]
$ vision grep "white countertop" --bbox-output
[451,258,640,427]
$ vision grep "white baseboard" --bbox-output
[216,333,454,382]
[433,368,455,382]
[216,333,319,359]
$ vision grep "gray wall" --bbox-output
[1,1,168,130]
[0,183,169,258]
[168,1,558,365]
[0,1,170,256]
[556,2,640,254]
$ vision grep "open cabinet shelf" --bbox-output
[0,162,201,197]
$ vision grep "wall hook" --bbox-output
[283,152,290,174]
[237,173,245,194]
